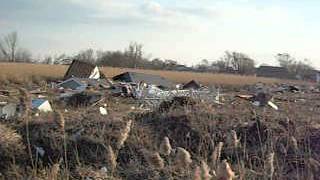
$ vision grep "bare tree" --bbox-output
[216,51,256,74]
[277,53,315,80]
[15,48,32,62]
[0,32,18,62]
[74,48,96,62]
[125,42,143,68]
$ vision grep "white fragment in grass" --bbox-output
[99,107,108,115]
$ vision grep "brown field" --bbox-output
[0,62,283,85]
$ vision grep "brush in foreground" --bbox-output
[106,145,117,172]
[175,147,192,168]
[18,87,31,119]
[265,152,275,179]
[117,120,132,148]
[48,162,60,180]
[201,160,213,180]
[216,160,235,180]
[142,149,165,169]
[211,142,224,168]
[55,111,65,130]
[227,130,240,148]
[193,166,201,180]
[0,123,25,156]
[289,136,298,152]
[159,136,172,156]
[307,158,320,179]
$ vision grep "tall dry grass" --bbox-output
[0,63,285,86]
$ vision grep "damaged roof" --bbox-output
[64,60,101,80]
[183,80,201,90]
[112,72,175,89]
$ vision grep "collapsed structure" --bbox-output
[64,60,102,80]
[112,72,174,89]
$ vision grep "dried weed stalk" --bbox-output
[142,149,165,169]
[159,136,172,156]
[175,147,192,168]
[106,145,117,172]
[211,142,224,168]
[216,160,235,180]
[117,120,132,148]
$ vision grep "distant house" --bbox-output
[256,66,291,79]
[174,65,193,71]
[299,70,320,83]
[182,80,201,90]
[315,71,320,83]
[64,60,101,80]
[112,72,175,89]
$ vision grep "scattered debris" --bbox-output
[32,99,53,112]
[99,107,108,115]
[66,92,103,107]
[0,103,17,120]
[35,146,45,157]
[112,72,175,89]
[58,77,87,91]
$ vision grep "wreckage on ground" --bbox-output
[112,72,175,90]
[64,60,102,80]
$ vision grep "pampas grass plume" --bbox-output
[106,145,117,172]
[117,120,132,148]
[142,149,165,169]
[175,147,192,168]
[201,160,212,180]
[48,163,60,180]
[211,142,223,168]
[265,152,275,179]
[216,160,235,180]
[193,166,201,180]
[159,136,172,156]
[55,111,65,130]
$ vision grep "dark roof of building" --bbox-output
[112,72,175,89]
[64,60,97,79]
[256,66,290,79]
[182,80,201,90]
[257,66,287,71]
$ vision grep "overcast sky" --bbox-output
[1,0,320,68]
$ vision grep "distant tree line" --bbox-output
[276,53,315,80]
[0,31,317,79]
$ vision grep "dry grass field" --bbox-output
[0,63,282,85]
[0,62,319,179]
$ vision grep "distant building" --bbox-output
[64,60,101,80]
[112,72,175,89]
[256,66,291,79]
[308,70,320,83]
[174,65,193,71]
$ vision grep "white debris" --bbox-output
[32,99,53,112]
[35,146,45,157]
[100,167,108,173]
[252,101,261,106]
[268,101,279,110]
[99,107,108,115]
